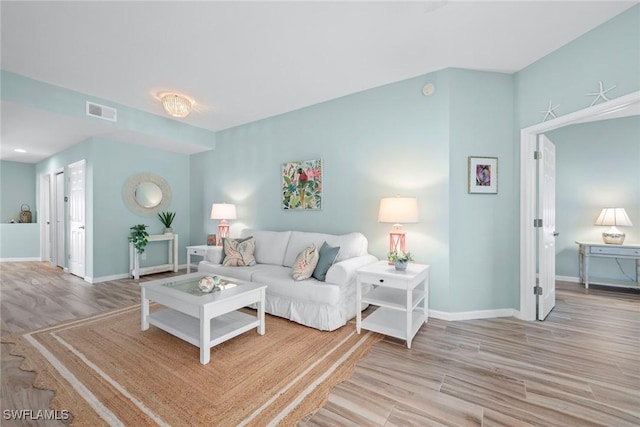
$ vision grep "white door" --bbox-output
[55,171,65,268]
[68,160,86,278]
[537,135,557,320]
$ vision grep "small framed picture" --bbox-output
[207,234,217,246]
[468,156,498,194]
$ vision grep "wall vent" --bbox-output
[86,101,117,122]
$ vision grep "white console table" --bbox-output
[575,241,640,289]
[130,234,179,280]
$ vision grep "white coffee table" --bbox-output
[141,272,266,364]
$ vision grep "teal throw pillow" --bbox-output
[312,242,340,281]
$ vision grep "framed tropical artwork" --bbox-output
[468,156,498,194]
[282,158,322,210]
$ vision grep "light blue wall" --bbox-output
[0,224,39,259]
[190,68,518,312]
[0,160,36,222]
[0,157,39,260]
[36,137,191,280]
[1,71,216,150]
[516,5,640,127]
[448,69,517,311]
[191,70,454,310]
[549,116,640,281]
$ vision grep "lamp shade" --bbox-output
[210,203,237,220]
[594,208,632,227]
[378,197,419,224]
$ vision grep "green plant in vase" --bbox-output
[158,211,176,234]
[388,251,414,271]
[129,224,149,254]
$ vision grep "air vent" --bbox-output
[86,101,117,122]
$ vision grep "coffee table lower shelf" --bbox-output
[149,308,260,351]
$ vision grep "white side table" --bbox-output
[356,260,429,349]
[186,245,210,273]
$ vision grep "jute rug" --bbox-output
[4,305,381,426]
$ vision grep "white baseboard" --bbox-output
[88,273,131,284]
[0,257,40,262]
[556,275,580,283]
[429,308,516,321]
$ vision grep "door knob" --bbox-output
[79,226,85,229]
[553,231,559,236]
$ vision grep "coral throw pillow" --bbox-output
[222,237,256,267]
[291,245,320,281]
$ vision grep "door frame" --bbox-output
[519,91,640,321]
[39,173,52,262]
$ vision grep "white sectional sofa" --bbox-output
[197,229,377,331]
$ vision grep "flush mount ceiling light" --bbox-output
[160,93,193,118]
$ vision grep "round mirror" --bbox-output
[135,182,163,208]
[122,172,172,216]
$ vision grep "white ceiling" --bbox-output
[1,1,637,163]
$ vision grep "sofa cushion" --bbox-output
[325,232,368,262]
[197,262,273,282]
[312,242,340,281]
[241,229,291,265]
[252,267,341,306]
[291,245,319,281]
[222,237,256,267]
[283,231,368,267]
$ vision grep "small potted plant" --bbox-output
[129,224,149,254]
[158,211,176,234]
[388,251,414,271]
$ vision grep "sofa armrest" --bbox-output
[205,246,224,264]
[325,254,378,286]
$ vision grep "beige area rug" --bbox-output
[4,305,381,426]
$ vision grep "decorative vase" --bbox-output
[198,276,216,293]
[164,227,173,234]
[394,260,408,271]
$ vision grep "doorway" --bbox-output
[519,91,640,321]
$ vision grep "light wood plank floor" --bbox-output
[2,262,639,426]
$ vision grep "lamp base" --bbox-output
[602,226,625,245]
[217,220,230,246]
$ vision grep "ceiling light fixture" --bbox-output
[160,93,193,118]
[14,149,27,153]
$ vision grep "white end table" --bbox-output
[356,260,430,349]
[186,245,210,273]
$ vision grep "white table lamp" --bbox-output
[378,196,418,255]
[594,207,632,244]
[211,203,237,246]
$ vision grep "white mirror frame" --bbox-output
[122,172,172,216]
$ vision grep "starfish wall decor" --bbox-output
[540,101,560,122]
[587,81,616,106]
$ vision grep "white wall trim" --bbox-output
[519,91,640,322]
[556,275,580,283]
[0,257,41,262]
[87,273,131,284]
[429,308,516,322]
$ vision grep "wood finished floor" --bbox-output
[2,262,639,426]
